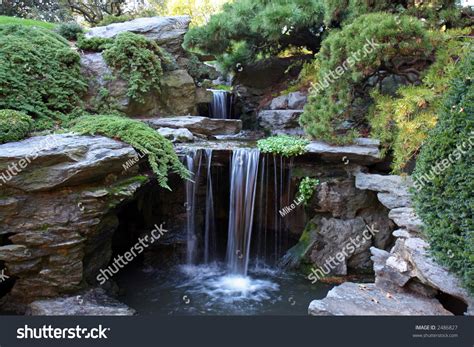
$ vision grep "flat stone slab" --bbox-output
[355,172,412,195]
[27,289,135,316]
[388,207,423,233]
[308,282,452,316]
[306,139,381,164]
[0,134,137,192]
[143,116,242,136]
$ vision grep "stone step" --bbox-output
[142,116,242,137]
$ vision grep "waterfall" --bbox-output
[226,149,260,275]
[209,90,231,119]
[203,149,215,263]
[185,149,203,265]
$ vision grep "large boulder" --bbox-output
[0,134,147,312]
[85,16,191,57]
[80,53,197,117]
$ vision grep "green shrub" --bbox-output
[257,135,309,157]
[412,54,474,294]
[102,32,167,103]
[0,15,57,29]
[56,22,83,40]
[76,34,114,52]
[297,177,320,205]
[184,0,325,74]
[368,28,472,173]
[70,115,191,189]
[0,25,87,125]
[0,109,33,144]
[300,13,433,144]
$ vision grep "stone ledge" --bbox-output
[308,282,452,316]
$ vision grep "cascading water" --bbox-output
[209,89,231,119]
[185,149,202,265]
[225,149,260,275]
[203,149,216,263]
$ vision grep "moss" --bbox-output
[0,109,33,143]
[279,221,316,269]
[70,115,190,190]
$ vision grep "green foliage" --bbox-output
[322,0,471,29]
[76,34,114,52]
[412,55,474,293]
[0,25,87,126]
[0,109,33,144]
[69,115,191,190]
[257,135,309,157]
[0,15,57,29]
[300,13,433,144]
[368,29,472,172]
[297,177,320,205]
[184,0,325,73]
[102,32,166,103]
[56,22,84,40]
[284,59,320,94]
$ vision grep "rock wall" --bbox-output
[309,172,474,316]
[0,135,147,312]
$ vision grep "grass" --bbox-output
[0,16,56,30]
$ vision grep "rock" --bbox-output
[269,95,288,110]
[157,127,194,143]
[315,179,374,218]
[85,16,191,56]
[160,69,198,115]
[143,116,242,137]
[377,192,412,209]
[309,217,374,275]
[257,110,303,135]
[400,238,473,305]
[388,208,423,233]
[27,288,135,316]
[0,134,137,192]
[355,172,412,195]
[196,87,213,104]
[392,228,419,239]
[386,255,409,272]
[308,282,452,316]
[0,134,148,312]
[306,139,382,164]
[287,92,307,109]
[80,53,197,117]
